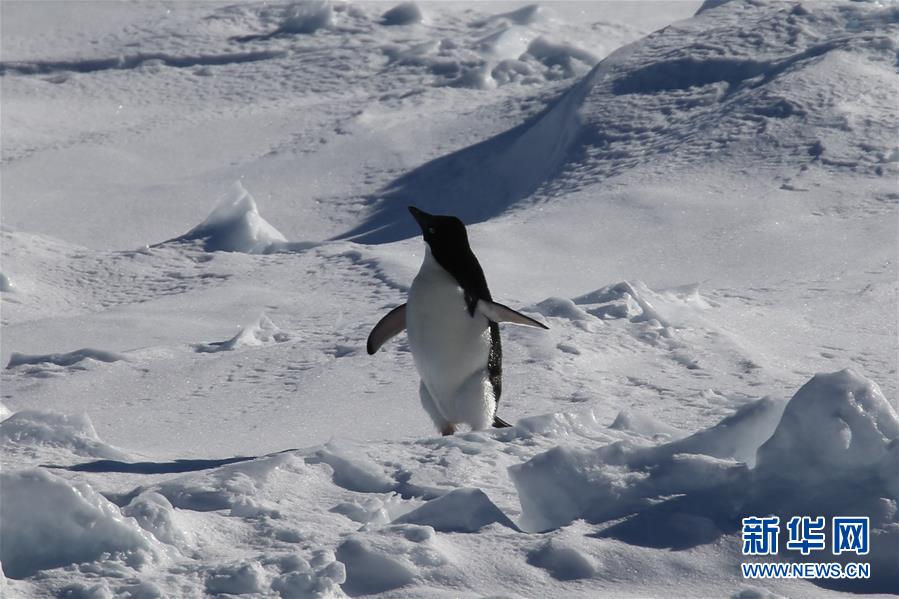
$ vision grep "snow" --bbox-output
[193,312,289,353]
[0,468,167,579]
[169,182,292,254]
[1,410,129,461]
[2,0,896,597]
[7,347,127,368]
[392,487,518,532]
[276,1,335,36]
[755,368,899,474]
[511,368,898,591]
[527,538,597,580]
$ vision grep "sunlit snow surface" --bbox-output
[1,1,897,597]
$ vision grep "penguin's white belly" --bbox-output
[407,254,492,424]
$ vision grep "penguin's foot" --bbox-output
[441,424,456,436]
[492,415,512,428]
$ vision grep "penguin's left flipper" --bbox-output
[367,304,407,354]
[476,299,548,330]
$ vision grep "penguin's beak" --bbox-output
[408,206,433,231]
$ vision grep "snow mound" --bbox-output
[343,32,632,241]
[746,369,899,593]
[525,36,599,79]
[381,2,423,26]
[269,551,346,599]
[0,468,167,579]
[534,296,591,322]
[154,452,301,514]
[306,442,396,493]
[510,369,898,592]
[375,3,598,95]
[513,408,611,441]
[277,1,334,35]
[478,26,537,62]
[0,410,129,460]
[121,491,191,548]
[193,312,289,353]
[347,0,898,242]
[755,368,898,475]
[331,494,415,526]
[177,553,345,597]
[696,0,735,16]
[609,409,685,441]
[473,4,548,27]
[336,536,417,595]
[6,347,126,369]
[205,560,267,595]
[336,524,460,595]
[526,538,596,580]
[643,396,786,468]
[171,182,290,253]
[532,281,710,348]
[573,280,669,325]
[732,587,788,599]
[393,487,518,532]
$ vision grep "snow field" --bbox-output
[2,367,895,596]
[1,0,896,596]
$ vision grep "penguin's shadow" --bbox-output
[42,450,296,475]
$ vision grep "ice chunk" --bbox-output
[525,36,598,77]
[392,487,517,532]
[533,297,591,321]
[155,452,301,512]
[0,469,165,579]
[0,410,129,460]
[205,561,267,595]
[527,538,596,580]
[755,369,898,475]
[574,281,668,325]
[278,1,333,34]
[474,4,547,27]
[515,408,610,440]
[657,396,786,467]
[381,2,423,26]
[510,444,650,532]
[122,491,188,547]
[193,312,289,353]
[609,409,685,441]
[477,26,535,61]
[305,442,395,493]
[173,182,288,253]
[336,538,415,595]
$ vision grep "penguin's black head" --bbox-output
[408,206,490,305]
[408,206,470,256]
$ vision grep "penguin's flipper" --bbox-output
[367,304,407,354]
[476,299,548,330]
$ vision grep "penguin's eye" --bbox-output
[428,227,436,235]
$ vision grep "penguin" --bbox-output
[367,206,548,435]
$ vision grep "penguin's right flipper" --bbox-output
[477,299,548,329]
[367,304,407,354]
[492,415,512,428]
